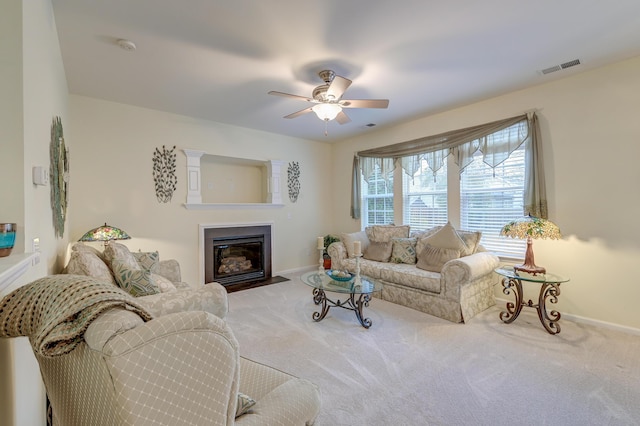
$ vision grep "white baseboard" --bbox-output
[495,297,640,336]
[274,265,316,277]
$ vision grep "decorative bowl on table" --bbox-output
[326,270,355,282]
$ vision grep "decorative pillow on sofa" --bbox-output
[390,237,417,264]
[236,392,256,418]
[111,258,160,297]
[456,230,482,255]
[132,251,160,273]
[104,242,140,270]
[363,241,393,262]
[72,242,107,262]
[418,222,469,255]
[151,273,177,293]
[340,231,370,258]
[365,224,410,242]
[65,251,117,285]
[416,243,461,273]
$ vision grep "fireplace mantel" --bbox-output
[183,150,284,209]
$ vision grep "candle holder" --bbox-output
[318,247,325,274]
[354,254,363,287]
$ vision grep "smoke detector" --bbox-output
[117,39,136,52]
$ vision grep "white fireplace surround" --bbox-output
[183,149,284,209]
[199,222,274,285]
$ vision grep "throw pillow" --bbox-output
[456,230,482,256]
[365,224,410,242]
[65,251,117,286]
[104,242,140,270]
[72,242,106,262]
[133,251,160,273]
[390,237,417,264]
[340,231,370,258]
[420,222,469,254]
[236,392,256,418]
[112,258,160,297]
[363,241,393,262]
[151,273,177,293]
[416,243,461,273]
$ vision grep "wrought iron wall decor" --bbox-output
[152,145,177,203]
[50,117,69,238]
[287,161,301,203]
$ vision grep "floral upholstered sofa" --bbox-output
[328,223,500,323]
[64,241,228,319]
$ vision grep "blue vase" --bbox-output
[0,223,16,257]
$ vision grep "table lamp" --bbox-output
[79,223,131,247]
[500,214,561,275]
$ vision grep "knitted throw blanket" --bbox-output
[0,274,153,357]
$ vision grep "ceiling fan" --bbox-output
[268,70,389,127]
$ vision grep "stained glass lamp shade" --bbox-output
[500,215,561,275]
[79,223,131,246]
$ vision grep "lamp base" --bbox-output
[513,263,546,276]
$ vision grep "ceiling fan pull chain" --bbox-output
[324,119,329,136]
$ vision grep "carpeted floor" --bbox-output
[225,273,640,426]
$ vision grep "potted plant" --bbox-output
[323,234,341,269]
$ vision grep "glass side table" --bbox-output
[494,267,570,335]
[300,271,383,329]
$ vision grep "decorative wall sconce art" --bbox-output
[153,145,177,203]
[287,161,301,203]
[50,117,69,239]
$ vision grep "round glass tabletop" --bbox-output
[300,271,383,294]
[494,267,569,284]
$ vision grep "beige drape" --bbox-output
[351,113,547,220]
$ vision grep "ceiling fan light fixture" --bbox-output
[312,103,342,121]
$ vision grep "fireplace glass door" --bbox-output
[213,236,264,285]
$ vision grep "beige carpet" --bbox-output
[225,273,640,426]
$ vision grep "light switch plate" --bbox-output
[32,166,49,185]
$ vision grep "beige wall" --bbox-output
[0,1,69,425]
[67,96,332,285]
[330,55,640,330]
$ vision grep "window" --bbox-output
[395,137,526,258]
[402,158,448,231]
[460,145,526,258]
[362,164,394,228]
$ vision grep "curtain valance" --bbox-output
[358,114,529,181]
[351,112,547,220]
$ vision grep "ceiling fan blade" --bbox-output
[340,99,389,109]
[335,110,351,125]
[326,76,352,101]
[268,91,314,103]
[284,107,314,119]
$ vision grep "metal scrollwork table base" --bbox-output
[301,271,383,329]
[495,268,570,335]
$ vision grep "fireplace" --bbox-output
[204,224,272,289]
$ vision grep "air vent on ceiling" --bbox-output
[365,123,376,127]
[539,59,581,75]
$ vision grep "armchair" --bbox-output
[0,275,320,425]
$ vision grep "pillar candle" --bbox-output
[317,236,324,250]
[353,240,361,257]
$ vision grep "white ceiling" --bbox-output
[52,0,640,143]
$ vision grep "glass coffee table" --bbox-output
[300,271,383,329]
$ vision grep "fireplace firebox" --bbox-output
[213,235,264,285]
[204,225,272,289]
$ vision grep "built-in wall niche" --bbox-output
[183,149,284,209]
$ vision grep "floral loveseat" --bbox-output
[328,223,500,323]
[64,241,228,319]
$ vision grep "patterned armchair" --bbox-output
[0,275,320,426]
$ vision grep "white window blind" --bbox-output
[362,164,394,227]
[402,159,448,231]
[460,144,526,257]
